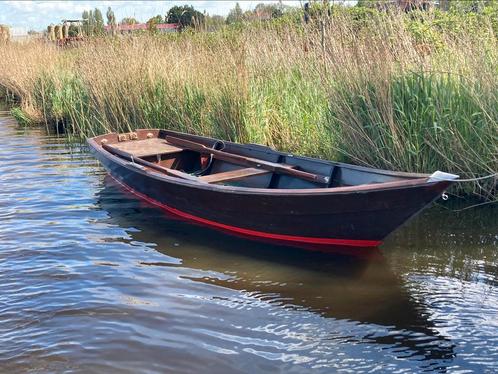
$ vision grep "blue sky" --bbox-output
[0,1,304,31]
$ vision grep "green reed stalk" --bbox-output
[0,8,496,199]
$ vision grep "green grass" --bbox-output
[10,106,35,126]
[0,5,496,199]
[328,71,497,198]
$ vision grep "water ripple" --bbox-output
[0,114,497,373]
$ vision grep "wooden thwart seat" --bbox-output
[102,143,200,182]
[110,138,183,158]
[165,136,330,185]
[200,168,270,184]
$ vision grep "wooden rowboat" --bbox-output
[88,129,458,252]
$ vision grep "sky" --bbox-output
[0,1,305,32]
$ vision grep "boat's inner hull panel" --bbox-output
[92,129,428,190]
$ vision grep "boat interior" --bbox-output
[94,129,428,189]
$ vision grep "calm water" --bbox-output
[1,112,497,373]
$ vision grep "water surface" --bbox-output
[0,113,497,373]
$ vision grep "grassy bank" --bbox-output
[0,7,496,199]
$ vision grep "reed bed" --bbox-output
[0,9,496,199]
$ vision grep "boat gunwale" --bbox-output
[88,137,448,196]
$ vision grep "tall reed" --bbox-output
[0,8,496,198]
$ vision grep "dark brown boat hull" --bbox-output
[89,143,451,251]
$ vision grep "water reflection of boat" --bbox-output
[97,175,456,363]
[385,202,498,286]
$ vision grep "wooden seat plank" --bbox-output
[102,143,201,182]
[165,136,330,185]
[200,167,270,184]
[110,138,183,158]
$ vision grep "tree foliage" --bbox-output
[106,7,116,26]
[146,15,163,33]
[121,17,139,25]
[226,2,287,24]
[82,8,104,35]
[226,3,244,24]
[105,6,116,35]
[82,9,94,35]
[253,3,285,19]
[166,5,204,30]
[94,8,104,35]
[204,14,225,31]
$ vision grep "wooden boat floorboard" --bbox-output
[109,138,183,158]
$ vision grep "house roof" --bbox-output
[104,23,179,31]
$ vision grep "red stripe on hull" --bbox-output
[109,175,382,248]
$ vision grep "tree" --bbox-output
[244,3,286,21]
[82,9,95,36]
[81,8,104,36]
[94,8,104,35]
[149,14,164,24]
[147,14,163,33]
[356,0,374,7]
[82,10,89,35]
[106,6,116,35]
[121,17,139,25]
[255,3,279,18]
[204,14,225,31]
[106,7,115,25]
[166,5,204,30]
[226,3,244,24]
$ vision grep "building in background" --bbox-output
[104,23,178,34]
[9,27,29,42]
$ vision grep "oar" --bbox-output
[102,143,201,182]
[165,136,330,185]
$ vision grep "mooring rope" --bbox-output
[436,200,497,212]
[432,172,497,211]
